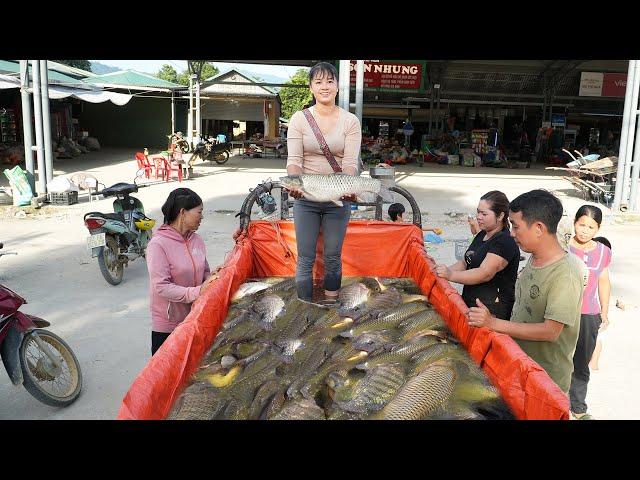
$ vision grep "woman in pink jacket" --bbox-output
[146,188,217,355]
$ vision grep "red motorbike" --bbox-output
[0,277,82,407]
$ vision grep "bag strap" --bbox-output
[302,108,342,173]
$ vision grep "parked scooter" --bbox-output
[190,136,231,166]
[83,174,155,285]
[1,282,82,407]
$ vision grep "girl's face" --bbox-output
[574,215,600,243]
[310,72,338,106]
[476,200,502,232]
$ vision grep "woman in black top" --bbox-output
[435,191,520,320]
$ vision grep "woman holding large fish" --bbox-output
[281,62,362,305]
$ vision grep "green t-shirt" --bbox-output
[510,253,584,393]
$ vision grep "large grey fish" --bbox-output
[340,301,431,338]
[280,173,393,207]
[166,382,226,420]
[399,309,448,341]
[231,281,271,302]
[270,398,327,420]
[334,363,406,414]
[370,360,457,420]
[248,379,285,420]
[250,294,286,329]
[337,282,370,313]
[264,277,297,294]
[410,343,462,375]
[379,277,425,295]
[340,288,404,320]
[357,336,441,371]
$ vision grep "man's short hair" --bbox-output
[509,189,563,234]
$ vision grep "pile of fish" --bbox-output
[168,277,514,420]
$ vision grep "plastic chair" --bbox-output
[150,156,166,180]
[135,152,152,179]
[162,157,183,182]
[70,172,101,202]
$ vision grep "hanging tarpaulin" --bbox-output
[0,74,19,89]
[27,84,132,106]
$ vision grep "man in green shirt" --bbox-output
[467,189,583,394]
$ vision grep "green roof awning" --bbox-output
[0,60,86,86]
[82,70,182,91]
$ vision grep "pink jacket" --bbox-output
[146,224,210,333]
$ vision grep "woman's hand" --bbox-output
[200,271,220,294]
[285,188,304,199]
[340,194,357,202]
[435,264,452,280]
[467,299,496,329]
[599,314,610,331]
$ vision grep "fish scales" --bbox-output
[373,363,457,420]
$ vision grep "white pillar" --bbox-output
[614,60,637,210]
[622,61,640,207]
[187,74,194,145]
[19,60,35,192]
[339,60,351,110]
[31,60,46,196]
[40,60,54,186]
[171,91,176,134]
[355,60,364,125]
[195,76,201,140]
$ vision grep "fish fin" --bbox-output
[454,381,499,403]
[378,185,394,203]
[332,199,344,207]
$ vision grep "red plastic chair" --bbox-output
[150,156,166,180]
[135,152,153,179]
[162,157,183,182]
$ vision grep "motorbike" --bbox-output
[167,131,191,154]
[1,282,83,407]
[190,136,231,166]
[83,175,155,286]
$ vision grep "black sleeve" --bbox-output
[487,232,518,263]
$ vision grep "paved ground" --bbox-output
[1,148,638,419]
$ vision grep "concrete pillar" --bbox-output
[171,91,176,134]
[31,60,46,196]
[19,60,35,193]
[622,61,640,206]
[40,60,54,186]
[355,60,364,125]
[614,60,637,210]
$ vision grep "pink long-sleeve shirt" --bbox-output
[286,106,361,174]
[145,224,210,333]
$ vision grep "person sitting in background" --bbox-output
[388,203,442,235]
[435,191,520,320]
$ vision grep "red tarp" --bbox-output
[117,220,569,420]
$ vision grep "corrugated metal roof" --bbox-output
[203,69,277,96]
[0,60,86,86]
[82,70,182,90]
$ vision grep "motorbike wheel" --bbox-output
[98,236,124,285]
[214,151,230,165]
[177,140,191,154]
[19,329,82,407]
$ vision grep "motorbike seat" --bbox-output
[102,183,137,197]
[85,211,126,223]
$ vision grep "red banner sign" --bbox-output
[349,61,423,90]
[602,73,627,97]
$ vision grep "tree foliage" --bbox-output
[177,61,219,85]
[279,69,312,120]
[52,60,91,72]
[156,64,178,84]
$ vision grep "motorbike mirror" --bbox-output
[134,168,146,185]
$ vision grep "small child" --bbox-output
[589,236,612,371]
[388,203,442,235]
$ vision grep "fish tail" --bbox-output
[379,184,394,203]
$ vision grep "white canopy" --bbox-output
[0,73,131,105]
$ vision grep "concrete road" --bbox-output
[0,149,638,419]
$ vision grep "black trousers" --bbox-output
[569,313,601,414]
[151,331,171,356]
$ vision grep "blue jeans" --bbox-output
[293,199,351,300]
